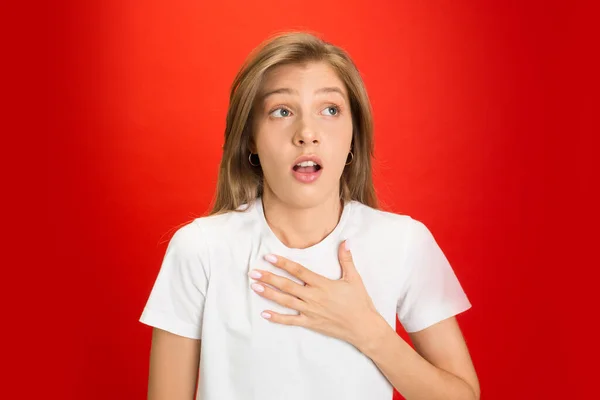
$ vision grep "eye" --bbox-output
[270,107,292,118]
[321,105,340,116]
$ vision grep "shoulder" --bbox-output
[173,202,259,248]
[350,201,423,236]
[348,202,438,256]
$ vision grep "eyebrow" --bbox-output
[260,86,347,101]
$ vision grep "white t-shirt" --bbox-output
[140,198,471,400]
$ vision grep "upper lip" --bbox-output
[292,154,323,169]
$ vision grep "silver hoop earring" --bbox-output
[248,153,260,167]
[345,151,354,166]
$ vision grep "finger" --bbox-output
[249,269,307,299]
[260,310,306,326]
[338,239,359,281]
[251,282,308,312]
[264,254,323,286]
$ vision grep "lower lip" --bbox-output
[292,168,322,183]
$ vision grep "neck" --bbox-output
[261,187,343,249]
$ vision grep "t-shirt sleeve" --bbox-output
[139,221,209,340]
[397,218,472,333]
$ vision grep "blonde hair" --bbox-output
[210,31,377,215]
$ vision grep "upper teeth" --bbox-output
[296,161,318,167]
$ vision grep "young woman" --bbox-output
[140,32,479,400]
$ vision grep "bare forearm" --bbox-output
[354,316,478,400]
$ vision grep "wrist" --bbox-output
[351,312,396,356]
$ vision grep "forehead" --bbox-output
[259,61,347,96]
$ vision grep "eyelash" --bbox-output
[268,104,343,118]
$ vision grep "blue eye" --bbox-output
[321,106,339,116]
[270,108,291,118]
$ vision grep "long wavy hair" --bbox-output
[210,31,377,215]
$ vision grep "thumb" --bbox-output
[338,239,358,281]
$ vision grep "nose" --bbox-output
[293,117,320,147]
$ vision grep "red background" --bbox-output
[25,0,597,399]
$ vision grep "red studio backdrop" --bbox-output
[35,1,597,399]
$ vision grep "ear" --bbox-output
[246,109,259,153]
[247,134,257,154]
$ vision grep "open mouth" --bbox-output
[292,160,322,174]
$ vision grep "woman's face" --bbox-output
[252,61,353,209]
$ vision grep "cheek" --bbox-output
[335,115,353,142]
[331,147,351,171]
[330,120,353,151]
[323,128,353,173]
[254,130,290,171]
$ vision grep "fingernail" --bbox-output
[248,270,262,279]
[261,312,272,319]
[264,254,277,263]
[345,239,352,252]
[251,283,265,293]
